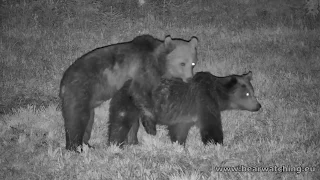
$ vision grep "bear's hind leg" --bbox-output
[167,123,193,145]
[199,112,223,145]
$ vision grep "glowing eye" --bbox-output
[246,92,250,97]
[181,62,186,66]
[192,62,196,66]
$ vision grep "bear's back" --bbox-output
[132,35,162,52]
[153,72,226,122]
[65,35,162,73]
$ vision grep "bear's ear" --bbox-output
[189,36,198,48]
[225,77,238,89]
[243,71,252,81]
[164,36,172,46]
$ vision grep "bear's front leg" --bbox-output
[140,112,157,135]
[130,81,158,136]
[199,110,223,145]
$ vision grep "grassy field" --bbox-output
[1,0,320,179]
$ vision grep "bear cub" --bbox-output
[108,71,261,146]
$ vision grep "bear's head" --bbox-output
[225,71,261,112]
[161,36,198,83]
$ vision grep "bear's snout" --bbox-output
[252,102,262,111]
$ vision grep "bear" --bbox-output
[59,34,198,151]
[108,71,261,147]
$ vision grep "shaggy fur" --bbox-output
[60,35,198,151]
[108,71,261,147]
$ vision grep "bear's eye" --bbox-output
[192,62,196,66]
[180,62,186,66]
[245,92,250,97]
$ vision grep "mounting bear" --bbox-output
[59,35,198,151]
[108,71,261,146]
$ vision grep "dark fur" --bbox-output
[60,35,198,151]
[108,71,261,147]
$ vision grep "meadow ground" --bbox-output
[0,0,320,179]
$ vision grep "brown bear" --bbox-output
[108,71,261,147]
[59,34,198,151]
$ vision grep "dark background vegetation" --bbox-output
[0,0,319,179]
